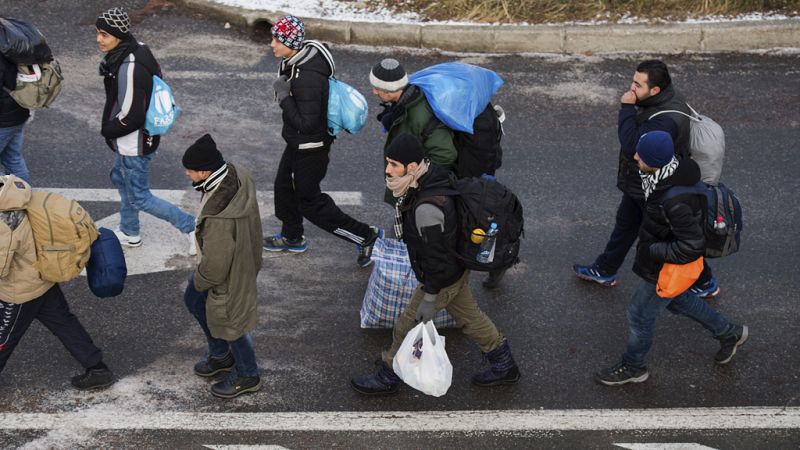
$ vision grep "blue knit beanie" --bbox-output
[636,131,674,168]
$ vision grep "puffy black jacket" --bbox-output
[617,85,691,200]
[633,158,705,283]
[101,39,161,155]
[400,163,464,294]
[277,42,332,148]
[0,52,29,128]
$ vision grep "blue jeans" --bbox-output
[0,123,31,185]
[110,153,195,236]
[183,275,259,377]
[623,280,733,368]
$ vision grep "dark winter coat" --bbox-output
[400,163,464,295]
[194,164,263,341]
[379,85,457,205]
[617,85,691,200]
[633,158,705,284]
[0,52,29,128]
[277,43,333,148]
[100,39,161,156]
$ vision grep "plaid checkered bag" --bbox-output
[360,238,457,329]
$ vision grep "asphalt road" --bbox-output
[1,1,799,449]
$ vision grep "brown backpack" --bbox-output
[2,60,64,109]
[25,191,98,282]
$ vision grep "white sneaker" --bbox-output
[187,230,197,256]
[113,227,142,248]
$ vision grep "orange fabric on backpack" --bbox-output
[656,257,704,299]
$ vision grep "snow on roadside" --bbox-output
[211,0,796,25]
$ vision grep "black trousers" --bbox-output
[273,143,370,244]
[594,192,713,284]
[0,284,102,374]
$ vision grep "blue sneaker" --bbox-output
[689,276,720,299]
[263,234,308,253]
[357,227,384,268]
[573,264,617,286]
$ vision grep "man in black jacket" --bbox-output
[0,52,31,185]
[595,131,747,386]
[263,15,381,268]
[573,60,720,298]
[350,133,520,395]
[96,7,196,254]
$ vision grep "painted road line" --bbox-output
[615,444,718,450]
[204,447,291,450]
[41,188,363,206]
[0,408,798,431]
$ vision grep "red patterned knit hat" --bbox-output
[271,15,305,50]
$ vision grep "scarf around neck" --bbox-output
[386,159,429,198]
[99,37,139,77]
[640,156,679,200]
[192,164,229,194]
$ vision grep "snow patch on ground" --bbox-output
[211,0,796,25]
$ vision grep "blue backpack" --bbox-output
[144,75,179,136]
[663,181,743,258]
[86,227,127,297]
[327,78,368,136]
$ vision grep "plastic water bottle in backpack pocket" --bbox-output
[145,75,180,136]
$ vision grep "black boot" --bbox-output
[350,361,401,395]
[71,362,116,390]
[210,375,262,399]
[472,339,520,387]
[194,351,235,377]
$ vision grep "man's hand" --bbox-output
[621,90,637,105]
[273,75,290,102]
[415,298,437,323]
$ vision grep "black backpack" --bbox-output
[663,181,743,258]
[430,175,523,271]
[423,103,505,179]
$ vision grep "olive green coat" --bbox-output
[383,87,457,205]
[194,164,263,341]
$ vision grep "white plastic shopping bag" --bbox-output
[392,321,453,397]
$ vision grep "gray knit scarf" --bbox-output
[640,156,679,200]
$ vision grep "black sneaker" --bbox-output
[715,324,749,365]
[210,375,262,399]
[356,227,383,268]
[71,366,116,390]
[194,352,235,378]
[595,361,649,386]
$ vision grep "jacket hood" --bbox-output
[650,157,702,198]
[283,40,333,78]
[201,164,257,220]
[637,84,676,109]
[418,162,453,191]
[0,175,31,211]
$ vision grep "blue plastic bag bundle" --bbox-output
[145,75,180,136]
[327,78,368,136]
[408,62,504,134]
[86,227,127,298]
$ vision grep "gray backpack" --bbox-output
[649,104,725,186]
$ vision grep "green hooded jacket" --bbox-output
[194,164,263,341]
[383,87,457,205]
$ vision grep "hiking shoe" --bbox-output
[263,234,308,253]
[689,276,720,299]
[350,361,401,396]
[595,361,649,386]
[187,230,197,256]
[715,324,749,365]
[573,264,617,286]
[210,375,262,399]
[113,227,142,248]
[70,366,116,390]
[357,226,384,268]
[194,351,235,378]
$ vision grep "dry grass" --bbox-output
[368,0,799,23]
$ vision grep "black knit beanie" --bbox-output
[386,133,424,166]
[370,58,408,92]
[183,134,225,171]
[96,8,132,40]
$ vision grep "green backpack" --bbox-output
[3,60,63,109]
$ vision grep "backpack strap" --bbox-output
[648,103,701,122]
[302,40,336,78]
[421,114,442,142]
